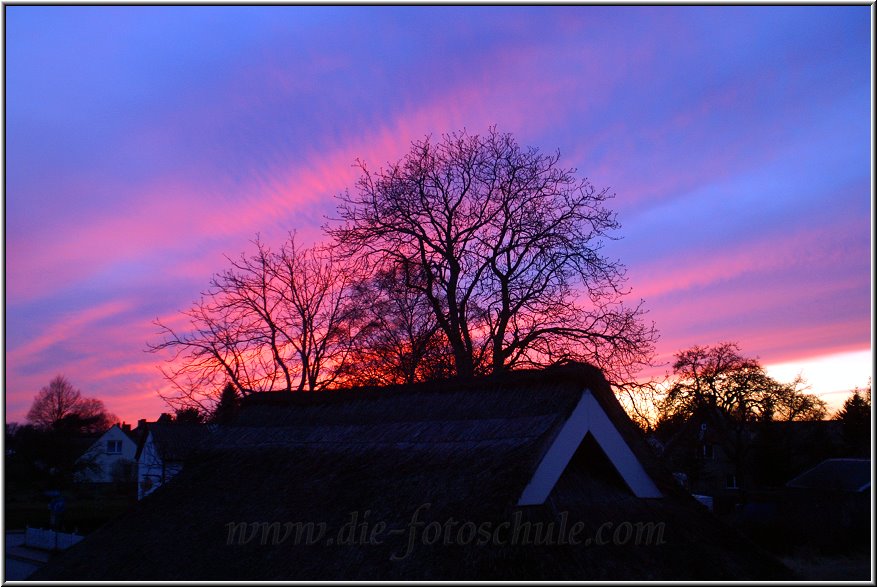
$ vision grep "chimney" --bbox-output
[121,422,131,433]
[137,419,147,430]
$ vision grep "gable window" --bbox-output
[107,440,123,454]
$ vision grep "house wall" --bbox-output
[137,433,183,500]
[138,432,161,500]
[687,443,741,496]
[778,488,870,551]
[75,425,138,484]
[661,420,752,501]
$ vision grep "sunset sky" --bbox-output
[4,6,872,424]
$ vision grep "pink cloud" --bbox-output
[6,299,134,365]
[645,272,868,368]
[628,209,866,302]
[5,299,141,420]
[6,10,868,429]
[6,311,177,426]
[9,24,633,309]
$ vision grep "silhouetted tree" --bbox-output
[6,424,59,490]
[660,343,826,424]
[835,384,871,421]
[26,375,116,434]
[27,375,79,427]
[834,382,871,455]
[210,382,241,424]
[764,377,828,422]
[174,407,205,424]
[657,342,827,499]
[13,378,116,491]
[339,265,453,386]
[150,233,364,410]
[330,127,657,385]
[150,129,659,410]
[6,422,21,449]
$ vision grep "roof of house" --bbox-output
[67,434,103,460]
[786,458,871,493]
[33,363,790,580]
[105,423,140,444]
[120,424,142,443]
[135,422,210,462]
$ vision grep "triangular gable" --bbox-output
[517,388,661,505]
[79,424,136,459]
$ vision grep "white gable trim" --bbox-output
[517,388,662,505]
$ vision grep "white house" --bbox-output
[136,423,209,500]
[74,424,139,484]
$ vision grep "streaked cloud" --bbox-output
[4,6,870,423]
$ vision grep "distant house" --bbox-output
[653,406,751,509]
[74,423,140,485]
[786,458,871,493]
[654,409,854,511]
[777,458,872,552]
[749,419,847,487]
[34,364,790,580]
[136,422,210,500]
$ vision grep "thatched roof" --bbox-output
[33,363,790,580]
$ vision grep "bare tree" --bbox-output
[329,127,657,384]
[657,342,828,498]
[273,235,364,391]
[27,376,81,428]
[339,264,452,386]
[26,375,116,434]
[660,342,826,424]
[149,233,363,410]
[766,375,827,422]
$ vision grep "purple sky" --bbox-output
[4,6,872,424]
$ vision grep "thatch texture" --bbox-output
[33,363,790,580]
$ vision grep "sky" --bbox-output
[3,6,872,424]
